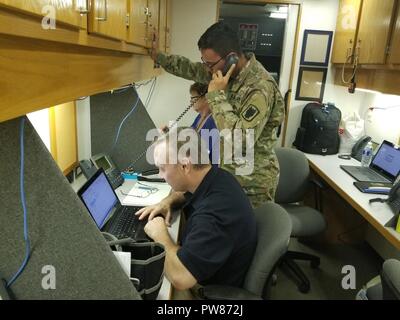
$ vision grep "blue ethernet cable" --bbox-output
[7,117,31,288]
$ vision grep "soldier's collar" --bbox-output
[230,53,255,92]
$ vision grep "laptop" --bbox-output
[78,168,149,241]
[340,140,400,183]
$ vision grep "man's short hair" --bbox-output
[190,82,208,96]
[155,127,210,170]
[197,21,243,57]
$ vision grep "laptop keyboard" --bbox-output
[353,167,389,182]
[110,206,148,240]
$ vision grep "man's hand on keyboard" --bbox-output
[144,216,169,242]
[135,201,172,226]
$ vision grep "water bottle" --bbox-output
[361,141,373,167]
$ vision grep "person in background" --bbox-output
[151,21,285,208]
[139,127,257,292]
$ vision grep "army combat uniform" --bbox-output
[156,52,285,208]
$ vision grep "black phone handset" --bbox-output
[222,53,239,76]
[387,180,400,214]
[351,135,372,161]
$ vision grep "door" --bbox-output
[127,0,148,47]
[146,0,159,48]
[331,0,362,64]
[0,0,84,28]
[388,3,400,64]
[88,0,127,40]
[357,0,396,64]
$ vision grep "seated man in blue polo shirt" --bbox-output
[136,127,257,291]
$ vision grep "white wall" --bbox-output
[27,109,51,151]
[141,0,219,128]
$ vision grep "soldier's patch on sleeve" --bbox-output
[241,104,260,122]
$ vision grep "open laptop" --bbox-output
[78,168,149,241]
[340,140,400,184]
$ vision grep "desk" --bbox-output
[305,153,400,251]
[71,175,179,300]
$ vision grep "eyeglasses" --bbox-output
[190,95,205,104]
[201,55,226,69]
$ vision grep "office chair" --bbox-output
[199,201,292,300]
[358,259,400,300]
[274,147,327,293]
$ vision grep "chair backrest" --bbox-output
[275,147,310,204]
[243,202,291,298]
[381,259,400,300]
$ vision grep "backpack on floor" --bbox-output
[293,102,341,155]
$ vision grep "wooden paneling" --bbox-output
[0,8,147,54]
[334,67,400,96]
[88,0,127,40]
[331,0,362,64]
[388,3,400,64]
[0,0,84,28]
[357,0,395,64]
[127,0,148,47]
[0,35,161,123]
[49,102,78,174]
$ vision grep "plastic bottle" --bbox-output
[361,141,373,167]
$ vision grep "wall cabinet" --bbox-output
[127,0,159,48]
[332,0,396,65]
[388,3,400,64]
[88,0,127,40]
[331,0,362,64]
[159,0,171,53]
[0,0,85,28]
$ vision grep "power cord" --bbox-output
[7,117,31,288]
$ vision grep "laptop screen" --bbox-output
[79,170,118,228]
[371,141,400,178]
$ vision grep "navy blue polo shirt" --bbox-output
[177,166,257,287]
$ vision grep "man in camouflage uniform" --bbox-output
[151,22,285,208]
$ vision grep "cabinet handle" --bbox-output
[95,0,108,21]
[145,7,152,18]
[76,0,90,14]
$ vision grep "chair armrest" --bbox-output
[200,285,262,300]
[382,259,400,300]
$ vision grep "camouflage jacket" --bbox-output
[157,52,285,203]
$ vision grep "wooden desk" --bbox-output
[305,153,400,250]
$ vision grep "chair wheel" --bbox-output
[310,259,320,269]
[298,283,310,293]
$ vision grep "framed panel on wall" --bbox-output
[295,66,327,102]
[300,30,333,67]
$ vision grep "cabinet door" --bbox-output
[127,0,148,47]
[0,0,83,28]
[388,4,400,64]
[331,0,362,64]
[357,0,396,64]
[146,0,159,48]
[158,0,167,53]
[89,0,126,40]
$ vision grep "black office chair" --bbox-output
[275,147,327,293]
[199,202,292,300]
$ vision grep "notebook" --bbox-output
[340,140,400,183]
[78,169,149,241]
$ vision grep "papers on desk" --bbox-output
[119,181,172,207]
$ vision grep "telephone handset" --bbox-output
[351,135,372,162]
[388,180,400,215]
[79,153,123,189]
[222,53,239,76]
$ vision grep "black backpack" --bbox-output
[293,102,341,155]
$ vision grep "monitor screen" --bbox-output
[80,171,117,228]
[95,156,111,171]
[371,142,400,177]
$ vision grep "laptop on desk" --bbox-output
[78,168,150,241]
[340,140,400,184]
